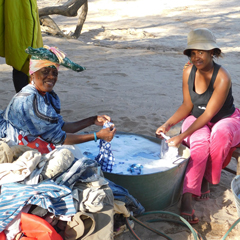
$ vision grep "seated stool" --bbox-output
[224,147,240,175]
[232,148,240,175]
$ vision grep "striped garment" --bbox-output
[0,180,76,232]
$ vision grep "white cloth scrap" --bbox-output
[0,150,41,185]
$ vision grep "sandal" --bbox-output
[181,209,199,224]
[193,190,210,201]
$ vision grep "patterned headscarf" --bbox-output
[26,45,85,75]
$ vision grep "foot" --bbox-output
[201,177,209,194]
[181,193,199,224]
[181,209,199,224]
[193,178,210,201]
[193,190,210,201]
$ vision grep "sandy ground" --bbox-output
[1,0,240,239]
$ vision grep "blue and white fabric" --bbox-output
[0,180,76,232]
[55,158,101,188]
[0,84,66,145]
[107,179,145,215]
[95,122,115,173]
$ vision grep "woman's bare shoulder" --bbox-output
[182,64,193,81]
[217,65,231,83]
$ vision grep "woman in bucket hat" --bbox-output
[0,45,116,150]
[156,28,240,224]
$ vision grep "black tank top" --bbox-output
[188,62,235,123]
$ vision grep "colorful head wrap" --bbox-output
[25,45,85,75]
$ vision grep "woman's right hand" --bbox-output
[95,115,111,126]
[155,123,171,138]
[97,126,116,142]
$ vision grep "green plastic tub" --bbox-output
[102,132,190,211]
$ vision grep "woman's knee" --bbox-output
[190,138,210,158]
[182,116,196,132]
[211,124,234,144]
[182,117,211,146]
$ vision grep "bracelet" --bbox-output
[94,132,97,142]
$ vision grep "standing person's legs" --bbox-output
[12,68,29,93]
[205,109,240,184]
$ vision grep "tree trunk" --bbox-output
[39,0,87,17]
[71,0,88,38]
[39,0,88,38]
[40,16,65,37]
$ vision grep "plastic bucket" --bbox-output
[231,175,240,217]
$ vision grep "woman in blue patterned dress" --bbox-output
[0,46,116,151]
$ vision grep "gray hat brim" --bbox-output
[183,28,221,56]
[183,42,220,55]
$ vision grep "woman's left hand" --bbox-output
[97,126,116,142]
[95,115,111,126]
[166,134,184,148]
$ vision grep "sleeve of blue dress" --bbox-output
[5,86,66,145]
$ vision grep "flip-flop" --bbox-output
[180,209,199,224]
[193,190,210,201]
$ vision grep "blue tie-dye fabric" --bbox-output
[95,122,115,173]
[0,180,76,232]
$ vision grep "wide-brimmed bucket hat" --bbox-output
[183,28,221,56]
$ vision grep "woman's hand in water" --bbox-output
[166,134,183,148]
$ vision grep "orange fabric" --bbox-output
[20,213,63,240]
[29,59,59,75]
[0,231,6,240]
[18,135,55,154]
[20,237,36,240]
